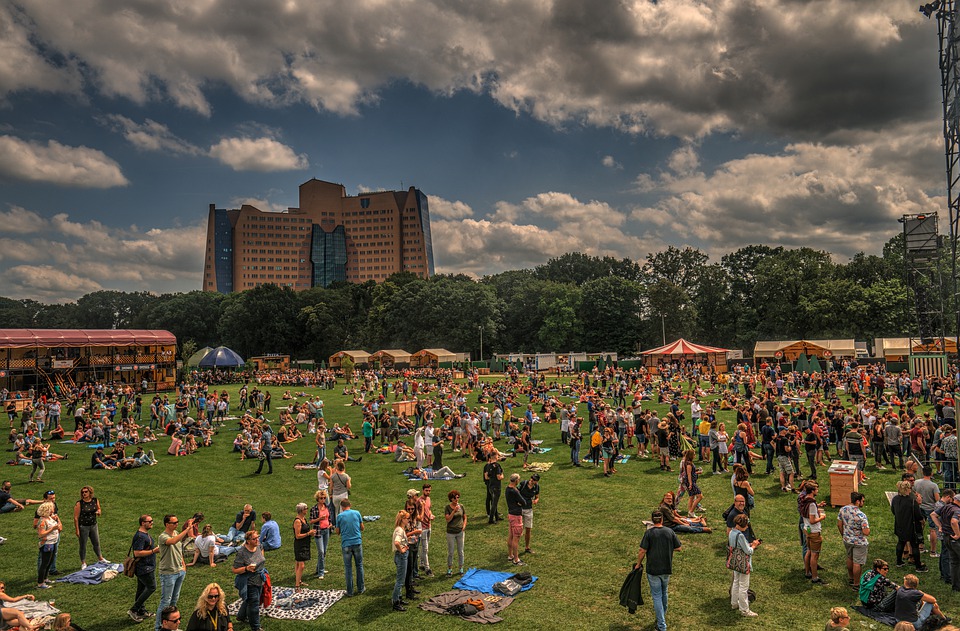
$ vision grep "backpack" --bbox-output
[447,602,479,616]
[493,579,522,596]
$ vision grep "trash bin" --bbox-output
[828,460,859,507]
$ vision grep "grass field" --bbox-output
[3,379,960,631]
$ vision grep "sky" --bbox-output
[0,0,949,302]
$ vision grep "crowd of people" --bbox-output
[3,360,960,629]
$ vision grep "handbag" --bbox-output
[726,532,751,574]
[123,543,138,578]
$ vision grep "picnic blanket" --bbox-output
[453,568,537,595]
[420,589,514,624]
[228,586,344,620]
[58,440,78,444]
[523,462,554,473]
[531,447,552,454]
[56,561,124,584]
[86,443,105,449]
[294,463,319,470]
[852,606,898,627]
[362,515,380,522]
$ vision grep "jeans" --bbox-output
[38,545,56,584]
[447,531,465,570]
[36,541,58,574]
[393,550,408,603]
[763,444,774,473]
[570,438,580,465]
[917,602,935,628]
[225,526,244,545]
[133,571,156,614]
[486,485,501,521]
[419,527,431,570]
[947,537,960,588]
[647,573,670,631]
[237,582,262,629]
[731,570,751,613]
[944,460,957,490]
[29,458,44,481]
[669,524,704,534]
[78,523,103,562]
[155,570,185,631]
[342,544,364,596]
[314,530,329,577]
[255,450,273,474]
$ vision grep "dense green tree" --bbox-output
[136,291,225,351]
[579,276,643,354]
[218,285,301,358]
[74,291,157,329]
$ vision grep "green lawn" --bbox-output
[3,380,959,630]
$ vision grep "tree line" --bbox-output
[0,237,938,361]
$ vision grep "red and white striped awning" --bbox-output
[641,338,731,356]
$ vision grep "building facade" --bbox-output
[203,179,435,292]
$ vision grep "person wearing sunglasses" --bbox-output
[185,583,232,631]
[159,606,181,630]
[154,515,195,631]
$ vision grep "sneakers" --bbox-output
[931,552,941,558]
[811,578,827,585]
[446,569,453,577]
[741,610,759,617]
[918,565,930,573]
[81,563,87,570]
[128,610,144,623]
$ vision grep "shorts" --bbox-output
[844,542,868,565]
[699,436,710,448]
[806,531,822,553]
[508,514,523,537]
[852,456,865,471]
[521,508,533,529]
[777,456,794,475]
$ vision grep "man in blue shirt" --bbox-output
[259,512,281,551]
[336,499,365,597]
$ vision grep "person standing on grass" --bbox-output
[309,490,330,580]
[254,426,273,475]
[728,513,759,617]
[232,530,265,631]
[391,510,411,612]
[292,503,314,589]
[335,498,365,597]
[418,483,435,578]
[444,489,466,577]
[801,484,827,585]
[129,515,160,622]
[914,466,941,559]
[520,473,540,556]
[505,473,528,566]
[73,485,107,570]
[569,418,582,467]
[483,451,503,523]
[634,509,682,631]
[837,492,870,589]
[154,514,195,631]
[892,480,927,572]
[36,501,61,590]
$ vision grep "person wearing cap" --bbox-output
[519,474,540,556]
[634,509,682,631]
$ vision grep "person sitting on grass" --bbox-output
[894,573,951,628]
[187,524,240,567]
[824,606,850,630]
[90,446,116,470]
[859,559,899,612]
[658,492,711,533]
[410,466,465,480]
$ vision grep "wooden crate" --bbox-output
[828,460,859,507]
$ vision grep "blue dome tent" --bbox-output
[197,346,245,368]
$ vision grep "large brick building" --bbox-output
[203,179,435,292]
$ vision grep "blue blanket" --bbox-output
[452,568,537,594]
[56,561,124,584]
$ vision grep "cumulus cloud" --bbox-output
[0,206,206,301]
[2,1,935,138]
[629,121,943,258]
[432,191,661,276]
[99,114,202,155]
[4,266,103,303]
[0,136,128,188]
[428,197,474,220]
[602,155,622,170]
[209,137,309,172]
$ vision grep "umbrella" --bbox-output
[186,346,213,367]
[197,346,245,368]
